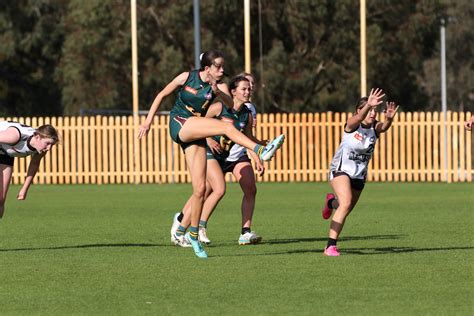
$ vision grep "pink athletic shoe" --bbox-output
[324,245,340,256]
[322,193,335,219]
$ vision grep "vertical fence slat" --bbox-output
[320,113,327,181]
[90,116,97,184]
[433,112,440,181]
[447,111,453,183]
[426,112,433,181]
[152,115,159,183]
[83,116,90,184]
[419,112,426,181]
[392,115,399,182]
[413,112,419,182]
[294,113,301,182]
[269,112,277,182]
[452,112,459,182]
[386,113,393,182]
[114,116,122,184]
[466,112,472,182]
[159,115,167,183]
[307,113,314,182]
[127,116,135,184]
[120,116,127,184]
[459,112,466,181]
[76,116,84,184]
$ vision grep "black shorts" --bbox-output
[0,155,14,166]
[221,155,251,173]
[331,171,365,191]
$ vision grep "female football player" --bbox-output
[138,51,285,258]
[321,88,398,256]
[0,122,60,218]
[172,74,266,246]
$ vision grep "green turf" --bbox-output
[0,183,472,315]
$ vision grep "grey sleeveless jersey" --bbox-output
[226,102,257,162]
[329,122,378,180]
[0,121,37,157]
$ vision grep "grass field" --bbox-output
[0,182,472,315]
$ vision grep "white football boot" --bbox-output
[199,227,211,245]
[238,231,263,245]
[259,134,285,161]
[170,212,181,243]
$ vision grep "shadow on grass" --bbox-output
[0,242,169,252]
[262,234,404,245]
[341,246,474,255]
[216,245,474,257]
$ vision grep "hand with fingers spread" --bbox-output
[367,88,385,108]
[206,137,222,155]
[384,101,399,120]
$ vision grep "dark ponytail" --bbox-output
[200,50,224,70]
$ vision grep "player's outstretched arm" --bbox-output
[17,153,45,200]
[346,88,385,131]
[138,72,188,139]
[376,101,399,134]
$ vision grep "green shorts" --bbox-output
[169,114,206,150]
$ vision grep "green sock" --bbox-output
[199,220,207,229]
[253,144,263,155]
[176,225,186,236]
[189,226,199,241]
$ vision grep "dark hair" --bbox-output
[229,76,250,92]
[355,97,369,113]
[200,50,224,70]
[236,72,255,81]
[35,124,60,144]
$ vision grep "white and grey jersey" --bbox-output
[226,102,257,162]
[329,122,378,180]
[0,121,37,157]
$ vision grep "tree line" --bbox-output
[0,0,471,116]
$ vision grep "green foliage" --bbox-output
[1,0,470,115]
[422,0,474,111]
[0,183,472,313]
[56,0,131,115]
[0,0,65,116]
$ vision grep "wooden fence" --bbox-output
[5,111,472,185]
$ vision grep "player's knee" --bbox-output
[214,184,226,199]
[192,182,207,198]
[337,199,351,211]
[243,183,257,197]
[222,123,235,135]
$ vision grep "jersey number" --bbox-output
[366,144,375,154]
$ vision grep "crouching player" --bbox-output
[0,121,59,218]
